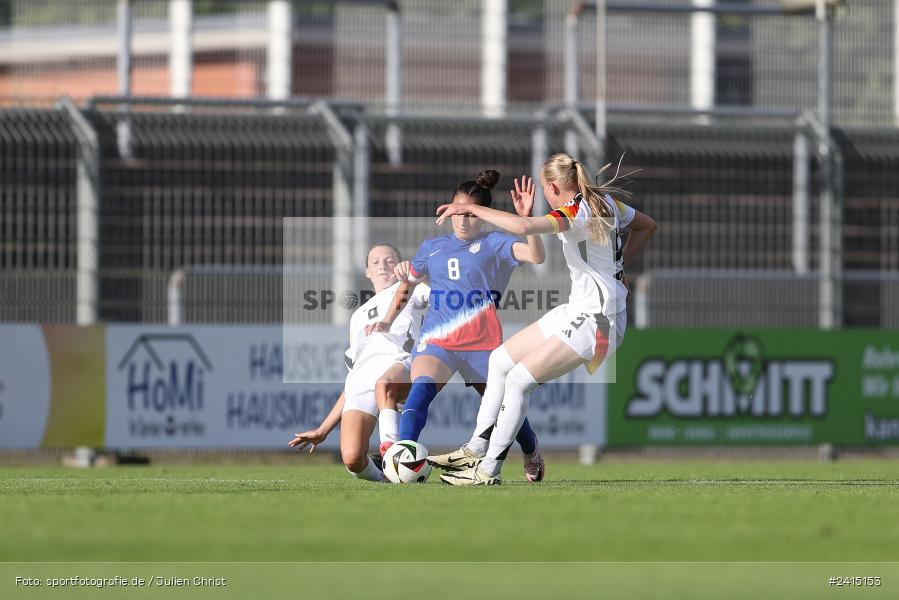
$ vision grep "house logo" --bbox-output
[117,334,213,438]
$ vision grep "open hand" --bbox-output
[289,428,327,453]
[394,261,412,283]
[511,176,535,217]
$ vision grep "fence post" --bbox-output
[117,0,131,96]
[531,115,549,275]
[893,0,899,125]
[561,106,602,172]
[332,160,354,327]
[564,5,581,157]
[690,0,715,112]
[818,141,842,329]
[117,0,133,159]
[267,0,293,100]
[60,98,101,326]
[354,123,371,268]
[385,1,403,165]
[895,0,899,125]
[792,129,809,274]
[310,101,355,326]
[167,269,186,326]
[816,0,841,329]
[595,0,607,159]
[634,273,651,328]
[481,0,507,117]
[169,0,193,99]
[76,165,100,326]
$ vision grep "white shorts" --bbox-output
[537,304,627,374]
[342,353,412,417]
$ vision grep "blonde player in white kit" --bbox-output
[289,243,429,482]
[430,153,657,485]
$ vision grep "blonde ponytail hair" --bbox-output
[541,153,632,244]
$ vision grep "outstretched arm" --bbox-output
[436,199,556,237]
[289,391,345,453]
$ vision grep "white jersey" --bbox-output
[545,193,635,316]
[344,281,430,372]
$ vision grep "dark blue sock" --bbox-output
[515,418,537,454]
[398,376,437,441]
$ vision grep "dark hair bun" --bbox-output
[475,169,500,190]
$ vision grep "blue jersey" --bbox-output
[409,231,520,351]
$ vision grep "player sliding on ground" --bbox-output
[288,243,429,483]
[432,153,657,485]
[366,170,548,482]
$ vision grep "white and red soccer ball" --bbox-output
[382,440,432,484]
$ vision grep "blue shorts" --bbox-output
[412,344,491,386]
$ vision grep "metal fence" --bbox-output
[2,97,898,327]
[0,1,895,124]
[1,0,897,328]
[634,270,899,329]
[88,96,343,322]
[0,108,79,322]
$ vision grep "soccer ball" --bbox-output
[382,440,432,484]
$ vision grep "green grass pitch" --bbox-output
[3,458,899,598]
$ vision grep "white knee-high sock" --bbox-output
[348,457,386,482]
[466,346,515,455]
[479,363,538,477]
[378,408,399,444]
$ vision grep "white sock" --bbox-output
[378,409,400,444]
[466,346,515,456]
[348,457,386,482]
[479,363,538,477]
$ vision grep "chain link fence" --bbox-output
[0,108,79,321]
[2,97,898,327]
[1,0,897,328]
[0,1,894,124]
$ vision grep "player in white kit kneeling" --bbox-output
[289,243,429,482]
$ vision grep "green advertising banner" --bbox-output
[608,330,899,446]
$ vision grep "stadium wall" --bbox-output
[0,323,605,450]
[2,324,898,450]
